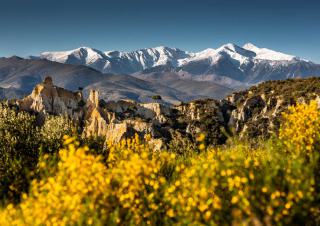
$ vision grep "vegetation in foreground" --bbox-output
[0,101,319,225]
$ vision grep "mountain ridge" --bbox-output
[0,56,232,103]
[33,43,320,88]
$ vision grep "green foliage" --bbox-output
[0,103,39,204]
[82,135,106,156]
[77,99,86,108]
[245,77,320,103]
[39,115,75,153]
[0,101,319,225]
[164,142,318,225]
[0,104,76,205]
[1,133,319,225]
[151,95,162,100]
[167,131,196,156]
[98,99,107,109]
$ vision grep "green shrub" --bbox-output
[151,95,162,100]
[0,104,76,204]
[0,103,39,204]
[77,99,86,108]
[98,99,107,109]
[39,114,75,153]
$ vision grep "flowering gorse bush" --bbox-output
[280,100,320,154]
[0,135,173,225]
[0,101,319,225]
[163,145,317,225]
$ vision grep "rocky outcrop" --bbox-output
[174,99,235,145]
[82,90,126,138]
[18,76,83,119]
[104,119,164,149]
[137,103,171,124]
[82,91,170,149]
[227,78,320,138]
[82,106,116,137]
[16,76,320,149]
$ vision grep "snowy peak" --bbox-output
[242,43,260,51]
[180,43,256,66]
[183,43,299,64]
[217,43,246,53]
[215,43,256,63]
[191,48,216,59]
[40,46,192,74]
[118,46,190,69]
[40,47,107,66]
[38,43,310,75]
[242,43,297,61]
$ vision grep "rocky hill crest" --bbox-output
[15,76,320,148]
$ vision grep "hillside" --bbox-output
[0,57,232,103]
[0,76,319,225]
[227,77,320,137]
[11,76,320,146]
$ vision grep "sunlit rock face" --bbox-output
[226,78,320,138]
[18,76,83,119]
[174,99,235,145]
[82,91,169,149]
[82,90,116,137]
[17,76,320,149]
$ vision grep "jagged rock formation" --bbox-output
[16,76,320,149]
[100,102,173,149]
[83,77,320,143]
[174,99,235,145]
[18,76,83,119]
[82,90,116,137]
[227,78,320,138]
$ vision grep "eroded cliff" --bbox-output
[16,76,320,149]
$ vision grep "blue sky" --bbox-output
[0,0,319,62]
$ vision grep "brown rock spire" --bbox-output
[43,76,53,86]
[88,90,99,107]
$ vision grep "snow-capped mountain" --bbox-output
[2,43,320,104]
[40,46,191,74]
[242,43,297,61]
[38,43,320,87]
[177,43,299,66]
[177,43,320,85]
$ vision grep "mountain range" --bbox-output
[1,43,319,104]
[36,43,320,87]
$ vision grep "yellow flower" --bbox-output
[166,209,175,218]
[198,204,208,212]
[231,196,239,204]
[199,143,206,151]
[196,133,206,142]
[204,210,211,221]
[285,203,292,209]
